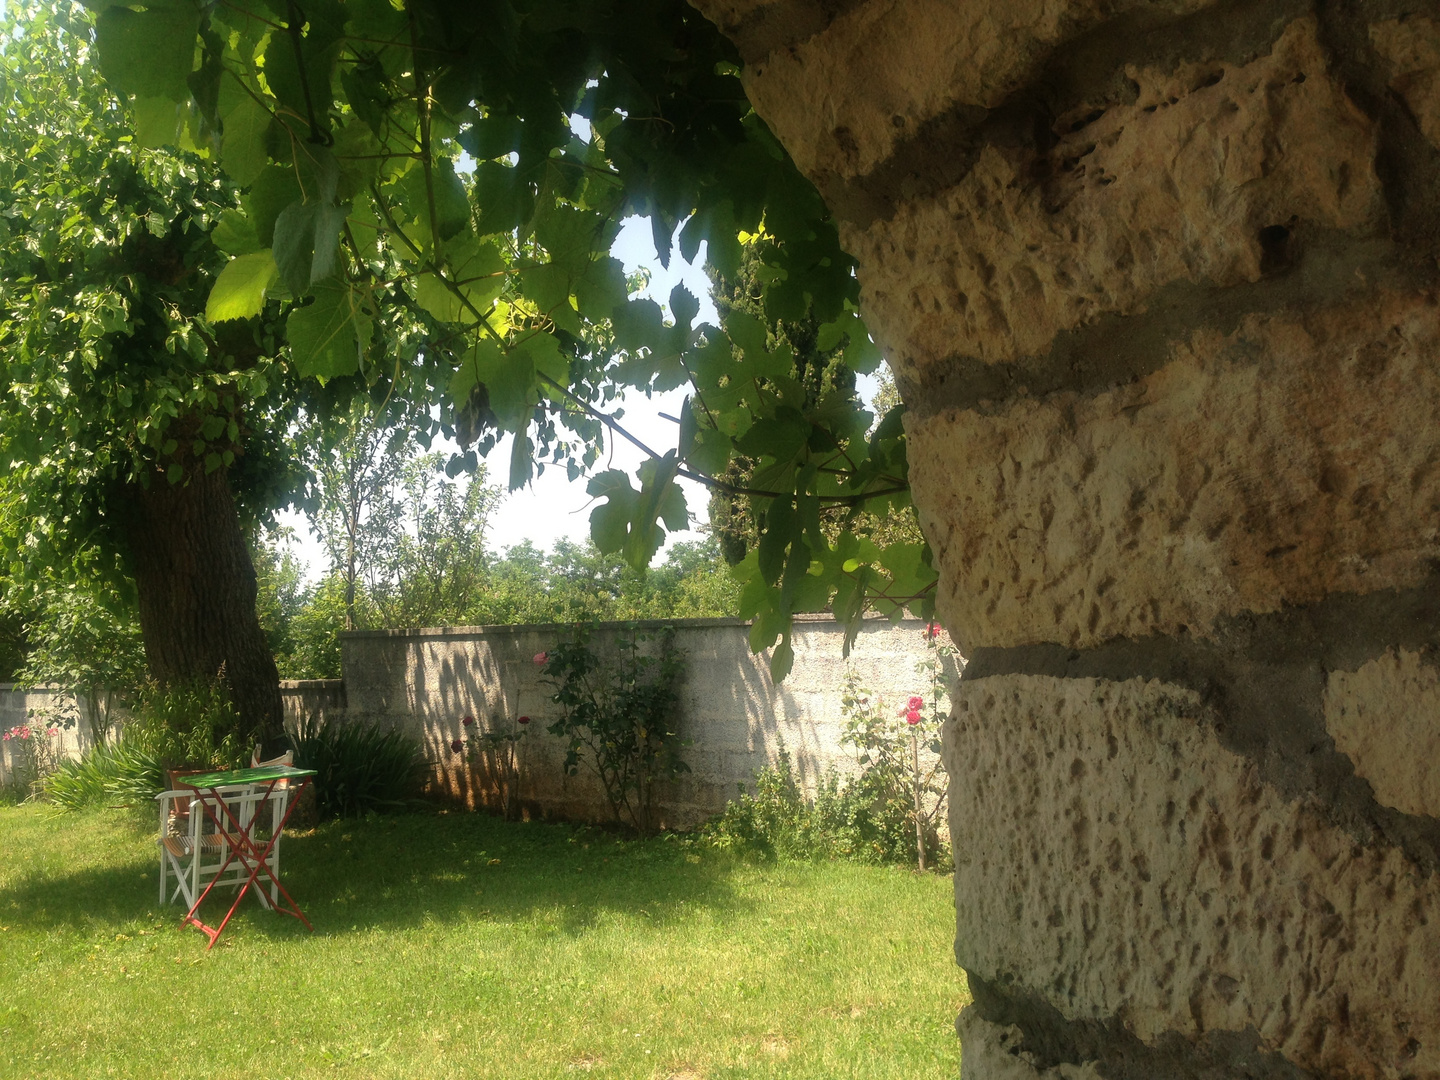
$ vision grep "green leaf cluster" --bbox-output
[13,0,937,684]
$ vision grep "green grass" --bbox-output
[0,804,967,1079]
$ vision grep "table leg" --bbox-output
[180,778,315,949]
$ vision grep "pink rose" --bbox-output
[46,727,58,737]
[450,739,463,753]
[533,651,548,665]
[462,715,475,727]
[18,728,29,739]
[908,695,924,711]
[905,709,921,726]
[924,622,941,640]
[517,715,531,725]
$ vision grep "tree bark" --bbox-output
[116,462,283,751]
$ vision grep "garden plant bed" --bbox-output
[0,805,966,1078]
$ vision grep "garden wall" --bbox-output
[689,0,1440,1076]
[0,684,100,790]
[339,616,957,828]
[0,682,344,790]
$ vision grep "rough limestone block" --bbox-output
[849,18,1380,381]
[734,0,1218,185]
[1324,649,1440,820]
[909,291,1440,650]
[947,672,1440,1078]
[1371,15,1440,151]
[956,1009,1105,1080]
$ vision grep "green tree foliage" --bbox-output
[0,7,310,742]
[259,531,740,679]
[70,0,935,683]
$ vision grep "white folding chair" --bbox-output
[156,783,290,910]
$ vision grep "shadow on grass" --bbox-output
[0,807,753,943]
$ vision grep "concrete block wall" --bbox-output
[279,679,347,730]
[691,1,1440,1076]
[0,685,98,790]
[341,616,956,828]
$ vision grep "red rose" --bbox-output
[908,695,924,710]
[462,715,475,727]
[905,709,921,726]
[518,715,531,725]
[450,739,463,753]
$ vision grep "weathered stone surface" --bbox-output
[1371,15,1440,152]
[849,18,1381,382]
[1325,648,1440,821]
[909,290,1440,652]
[947,672,1440,1078]
[957,1009,1104,1080]
[736,0,1220,186]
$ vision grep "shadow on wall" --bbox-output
[336,616,959,828]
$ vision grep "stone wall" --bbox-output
[0,682,342,789]
[691,1,1440,1077]
[341,616,955,828]
[279,679,347,729]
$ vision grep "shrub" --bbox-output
[46,740,165,809]
[703,624,957,871]
[44,676,245,809]
[540,626,688,834]
[700,747,925,865]
[287,715,424,820]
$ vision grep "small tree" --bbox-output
[541,626,688,833]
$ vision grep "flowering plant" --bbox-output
[835,623,957,870]
[459,711,533,821]
[2,714,70,801]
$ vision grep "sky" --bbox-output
[274,217,730,579]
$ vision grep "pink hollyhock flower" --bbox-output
[533,651,548,665]
[905,708,921,725]
[517,715,531,725]
[450,739,463,753]
[462,715,475,727]
[908,695,924,711]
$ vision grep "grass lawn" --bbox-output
[0,803,967,1079]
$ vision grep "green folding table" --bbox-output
[173,764,318,949]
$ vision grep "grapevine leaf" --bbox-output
[205,251,279,322]
[95,5,199,102]
[218,93,271,187]
[286,280,371,381]
[211,209,261,257]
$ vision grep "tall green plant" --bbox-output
[287,714,424,820]
[541,627,688,833]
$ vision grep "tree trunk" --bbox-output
[116,462,283,751]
